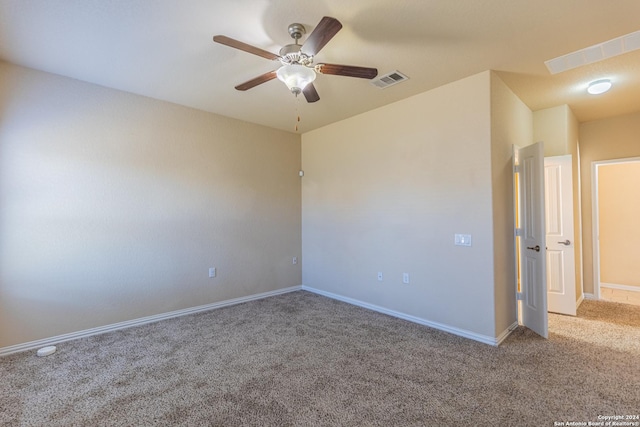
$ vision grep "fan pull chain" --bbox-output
[295,94,301,132]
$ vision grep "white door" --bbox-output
[544,155,577,315]
[515,142,548,338]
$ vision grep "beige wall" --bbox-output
[302,71,530,340]
[533,105,582,301]
[534,105,573,157]
[597,162,640,287]
[0,61,538,348]
[0,62,302,348]
[490,72,533,335]
[579,111,640,295]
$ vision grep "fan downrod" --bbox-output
[280,23,312,65]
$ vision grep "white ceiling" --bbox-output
[1,0,640,133]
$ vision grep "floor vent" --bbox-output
[371,70,409,89]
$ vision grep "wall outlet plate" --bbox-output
[208,267,216,278]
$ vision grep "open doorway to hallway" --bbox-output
[592,157,640,307]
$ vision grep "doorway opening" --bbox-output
[592,157,640,306]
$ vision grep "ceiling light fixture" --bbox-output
[587,79,612,95]
[276,64,316,95]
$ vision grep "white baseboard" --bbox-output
[496,321,519,346]
[0,285,302,357]
[576,293,584,308]
[600,282,640,292]
[584,293,597,300]
[302,285,506,346]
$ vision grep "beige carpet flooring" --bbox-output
[1,291,639,426]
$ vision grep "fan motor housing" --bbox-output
[279,43,301,57]
[279,44,313,66]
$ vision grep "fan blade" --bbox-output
[303,83,320,103]
[235,71,278,91]
[316,63,378,79]
[213,35,280,61]
[301,16,342,56]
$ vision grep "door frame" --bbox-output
[591,156,640,300]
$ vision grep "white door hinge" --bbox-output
[516,292,524,301]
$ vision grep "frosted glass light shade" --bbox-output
[587,79,612,95]
[276,64,316,94]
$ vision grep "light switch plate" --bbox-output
[454,234,472,246]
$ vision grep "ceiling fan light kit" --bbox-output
[276,64,316,95]
[213,16,378,103]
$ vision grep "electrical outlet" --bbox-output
[292,256,298,265]
[403,273,410,284]
[377,272,383,281]
[208,267,216,278]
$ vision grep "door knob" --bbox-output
[557,240,571,246]
[526,245,540,252]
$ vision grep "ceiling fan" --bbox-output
[213,16,378,103]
